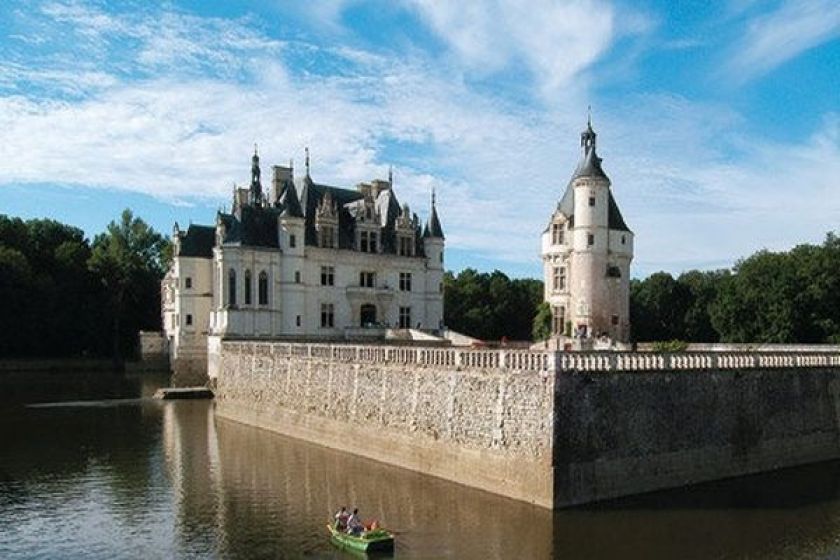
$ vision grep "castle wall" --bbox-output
[213,341,840,508]
[214,341,557,507]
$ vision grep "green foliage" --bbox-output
[631,232,840,344]
[532,302,552,341]
[0,210,168,360]
[650,340,689,353]
[444,268,543,341]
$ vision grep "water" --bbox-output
[4,371,840,559]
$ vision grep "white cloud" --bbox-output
[0,0,837,278]
[727,0,840,82]
[404,0,621,96]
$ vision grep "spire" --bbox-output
[388,165,393,186]
[571,112,609,183]
[304,147,310,177]
[423,186,444,239]
[250,145,263,205]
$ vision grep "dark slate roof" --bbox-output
[218,205,282,248]
[423,205,444,238]
[570,146,609,182]
[555,186,630,232]
[178,225,215,258]
[276,179,303,218]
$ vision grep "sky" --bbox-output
[0,0,837,278]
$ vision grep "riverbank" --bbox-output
[0,358,116,373]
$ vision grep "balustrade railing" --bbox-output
[221,340,840,373]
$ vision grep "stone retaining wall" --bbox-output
[213,340,840,508]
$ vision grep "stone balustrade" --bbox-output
[221,340,840,373]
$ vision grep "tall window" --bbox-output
[552,267,566,292]
[319,226,335,248]
[359,271,375,288]
[289,234,296,248]
[244,269,252,305]
[294,270,301,283]
[552,306,565,335]
[320,266,335,286]
[399,306,411,329]
[398,236,413,256]
[258,271,268,305]
[587,233,595,246]
[228,268,237,306]
[360,231,379,253]
[399,272,412,292]
[588,195,596,207]
[320,303,335,328]
[551,224,564,245]
[185,277,192,289]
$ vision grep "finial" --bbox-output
[388,165,393,185]
[587,105,592,128]
[289,158,294,171]
[431,185,436,207]
[254,143,259,157]
[305,147,310,176]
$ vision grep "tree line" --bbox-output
[0,210,169,362]
[445,232,840,344]
[631,233,840,344]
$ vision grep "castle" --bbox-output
[541,119,633,343]
[162,149,445,375]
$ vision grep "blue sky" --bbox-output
[0,0,837,278]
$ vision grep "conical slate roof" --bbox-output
[423,204,444,239]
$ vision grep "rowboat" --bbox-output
[326,523,395,553]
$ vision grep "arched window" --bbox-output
[228,268,237,307]
[244,269,252,305]
[258,271,268,305]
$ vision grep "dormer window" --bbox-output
[359,230,378,253]
[551,223,564,245]
[398,235,414,256]
[318,226,336,248]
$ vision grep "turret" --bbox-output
[422,188,445,269]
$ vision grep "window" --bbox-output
[228,269,237,306]
[621,235,626,245]
[294,270,301,283]
[319,226,335,248]
[552,267,566,292]
[360,231,379,253]
[244,269,252,305]
[296,315,301,327]
[398,236,413,256]
[552,306,565,335]
[439,282,443,293]
[290,234,296,248]
[185,277,192,289]
[587,233,594,246]
[440,251,443,263]
[551,223,564,245]
[611,315,619,326]
[399,272,412,292]
[399,306,411,329]
[320,303,335,328]
[320,266,334,286]
[607,265,621,278]
[588,195,596,207]
[359,271,376,288]
[186,314,193,326]
[258,271,268,305]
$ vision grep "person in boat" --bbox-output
[334,506,350,531]
[346,508,364,536]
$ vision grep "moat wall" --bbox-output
[212,340,840,508]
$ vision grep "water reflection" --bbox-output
[5,370,840,559]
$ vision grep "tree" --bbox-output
[630,272,692,342]
[89,210,168,366]
[532,302,552,341]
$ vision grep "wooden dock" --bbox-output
[153,387,214,400]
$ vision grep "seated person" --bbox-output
[346,508,364,536]
[334,506,349,531]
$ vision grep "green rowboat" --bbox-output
[326,523,395,553]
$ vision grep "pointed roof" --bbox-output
[277,180,303,218]
[423,191,444,239]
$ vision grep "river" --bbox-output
[3,370,840,559]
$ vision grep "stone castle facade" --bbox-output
[163,149,444,371]
[541,120,633,342]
